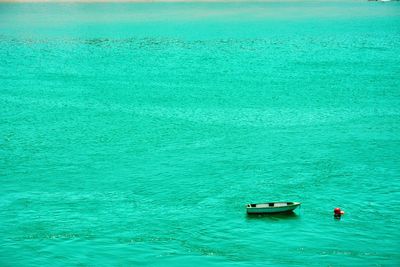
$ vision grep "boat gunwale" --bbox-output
[246,202,301,209]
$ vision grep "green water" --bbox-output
[1,1,400,266]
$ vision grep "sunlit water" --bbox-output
[1,1,400,266]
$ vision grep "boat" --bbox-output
[246,202,301,214]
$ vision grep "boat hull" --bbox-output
[246,202,301,214]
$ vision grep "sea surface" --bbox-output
[1,1,400,266]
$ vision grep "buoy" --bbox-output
[334,207,345,216]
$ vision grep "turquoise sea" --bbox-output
[1,1,400,266]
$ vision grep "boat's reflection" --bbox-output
[246,211,300,221]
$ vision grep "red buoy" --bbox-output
[334,207,345,216]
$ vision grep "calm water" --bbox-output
[1,1,400,266]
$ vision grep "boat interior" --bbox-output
[248,202,295,208]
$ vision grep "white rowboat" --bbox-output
[246,202,301,214]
